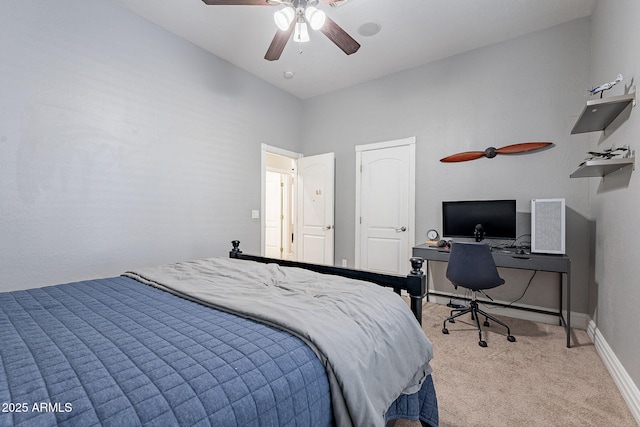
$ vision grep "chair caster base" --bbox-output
[507,335,516,342]
[442,328,449,334]
[479,340,487,347]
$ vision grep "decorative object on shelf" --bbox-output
[570,145,634,179]
[579,145,629,166]
[570,88,636,134]
[570,156,635,178]
[426,229,439,245]
[201,0,360,61]
[589,74,623,98]
[440,142,553,163]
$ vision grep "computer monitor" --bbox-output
[442,199,517,239]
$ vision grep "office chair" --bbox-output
[442,241,516,347]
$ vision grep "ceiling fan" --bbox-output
[201,0,360,61]
[440,142,553,162]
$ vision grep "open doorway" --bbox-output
[264,151,297,260]
[261,144,336,265]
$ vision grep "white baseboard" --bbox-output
[588,319,640,425]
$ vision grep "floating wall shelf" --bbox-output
[570,156,635,178]
[571,90,636,134]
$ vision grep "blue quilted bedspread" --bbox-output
[0,276,438,426]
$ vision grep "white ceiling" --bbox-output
[117,0,597,99]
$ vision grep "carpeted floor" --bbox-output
[397,301,637,427]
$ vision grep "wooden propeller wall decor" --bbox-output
[201,0,360,61]
[440,142,553,163]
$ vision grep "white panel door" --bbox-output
[265,171,283,258]
[296,153,335,265]
[357,140,414,275]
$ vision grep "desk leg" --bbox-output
[566,270,571,348]
[559,273,563,327]
[558,271,571,348]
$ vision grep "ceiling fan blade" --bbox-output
[264,21,295,61]
[440,151,487,163]
[495,142,553,154]
[201,0,273,5]
[320,16,360,55]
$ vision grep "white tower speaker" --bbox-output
[531,198,566,254]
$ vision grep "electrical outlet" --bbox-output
[341,259,347,267]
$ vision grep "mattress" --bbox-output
[0,275,438,426]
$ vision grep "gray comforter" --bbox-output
[125,257,433,427]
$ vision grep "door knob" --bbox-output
[323,225,334,230]
[396,226,407,232]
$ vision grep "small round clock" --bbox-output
[427,229,439,241]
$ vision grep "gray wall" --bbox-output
[2,0,638,404]
[590,0,640,394]
[303,18,593,313]
[0,0,303,291]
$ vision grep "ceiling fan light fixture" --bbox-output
[293,21,310,43]
[304,6,326,30]
[274,6,295,31]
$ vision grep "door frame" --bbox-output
[261,143,302,257]
[354,136,416,270]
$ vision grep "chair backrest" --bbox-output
[445,242,505,291]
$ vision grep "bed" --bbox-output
[0,241,438,427]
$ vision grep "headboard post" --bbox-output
[407,257,426,325]
[410,257,424,276]
[230,240,242,257]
